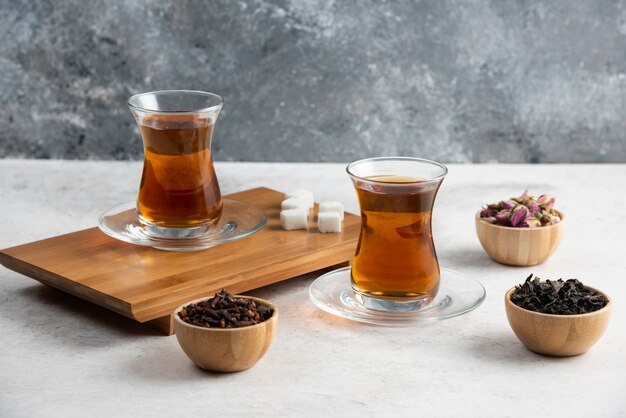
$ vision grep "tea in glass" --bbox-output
[128,91,224,234]
[137,114,222,228]
[347,157,447,307]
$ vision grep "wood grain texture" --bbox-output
[0,187,360,334]
[504,287,611,357]
[173,296,278,372]
[475,211,565,266]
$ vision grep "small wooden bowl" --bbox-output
[475,210,565,266]
[505,287,611,356]
[173,296,278,372]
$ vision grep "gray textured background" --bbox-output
[1,0,626,162]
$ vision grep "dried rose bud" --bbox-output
[537,194,549,204]
[546,214,560,225]
[480,191,560,228]
[512,189,530,204]
[480,208,494,218]
[528,203,540,212]
[510,206,529,227]
[525,217,542,228]
[495,210,512,226]
[537,194,556,211]
[501,200,515,209]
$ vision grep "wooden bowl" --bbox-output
[173,296,278,372]
[505,287,611,356]
[475,210,565,266]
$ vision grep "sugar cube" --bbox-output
[319,201,344,220]
[280,209,308,230]
[318,212,342,233]
[285,189,314,209]
[281,197,307,212]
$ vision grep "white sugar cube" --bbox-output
[319,201,344,220]
[280,209,308,230]
[281,197,307,212]
[318,212,342,233]
[285,189,314,209]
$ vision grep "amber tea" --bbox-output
[137,114,222,228]
[350,173,444,302]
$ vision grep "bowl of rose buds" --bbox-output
[475,190,564,266]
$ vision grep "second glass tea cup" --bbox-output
[347,157,448,311]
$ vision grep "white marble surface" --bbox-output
[0,160,625,417]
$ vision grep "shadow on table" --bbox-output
[465,330,576,364]
[122,342,219,382]
[14,284,158,342]
[121,343,277,382]
[14,285,271,381]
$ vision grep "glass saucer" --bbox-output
[98,199,267,251]
[309,267,486,326]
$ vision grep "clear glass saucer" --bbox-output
[98,199,267,251]
[309,267,486,326]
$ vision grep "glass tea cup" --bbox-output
[128,90,223,238]
[347,157,448,311]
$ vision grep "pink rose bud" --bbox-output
[510,206,529,227]
[537,194,555,210]
[480,209,493,218]
[495,211,512,226]
[481,191,559,228]
[501,200,515,209]
[525,218,542,228]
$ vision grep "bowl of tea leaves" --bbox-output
[476,190,564,266]
[505,275,611,356]
[173,289,278,372]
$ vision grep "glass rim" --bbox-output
[346,156,448,184]
[127,90,224,114]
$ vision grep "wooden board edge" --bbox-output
[141,260,351,336]
[129,240,357,322]
[0,251,134,320]
[0,185,360,329]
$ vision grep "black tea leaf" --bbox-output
[510,275,608,315]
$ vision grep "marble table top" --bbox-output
[0,160,624,417]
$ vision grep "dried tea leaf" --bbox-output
[510,274,608,315]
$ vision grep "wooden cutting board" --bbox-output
[0,187,360,334]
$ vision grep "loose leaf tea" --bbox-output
[510,275,608,315]
[178,289,274,328]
